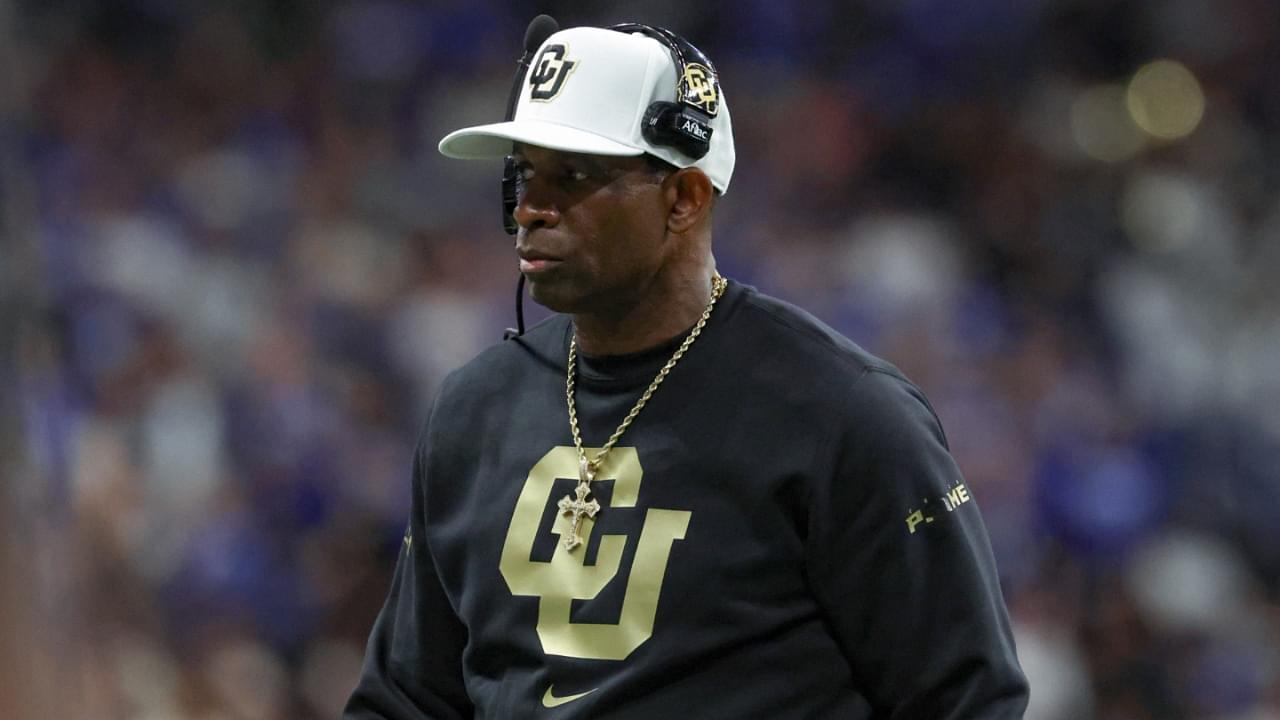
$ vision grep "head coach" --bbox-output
[344,17,1029,719]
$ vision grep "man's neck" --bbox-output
[571,271,719,357]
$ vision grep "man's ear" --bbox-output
[663,168,714,234]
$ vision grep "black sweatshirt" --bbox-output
[345,280,1028,719]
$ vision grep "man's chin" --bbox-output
[525,279,580,315]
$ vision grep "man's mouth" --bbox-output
[517,248,562,274]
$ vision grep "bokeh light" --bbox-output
[1121,170,1206,253]
[1071,83,1147,163]
[1127,59,1206,140]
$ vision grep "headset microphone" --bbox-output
[502,15,558,236]
[502,15,558,339]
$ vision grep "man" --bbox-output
[345,21,1028,719]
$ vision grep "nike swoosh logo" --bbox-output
[541,684,597,708]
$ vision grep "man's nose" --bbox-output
[513,184,560,230]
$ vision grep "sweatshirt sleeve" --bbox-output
[806,367,1029,719]
[344,422,474,719]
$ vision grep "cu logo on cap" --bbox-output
[529,44,577,102]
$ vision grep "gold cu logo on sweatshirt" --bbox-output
[499,446,690,660]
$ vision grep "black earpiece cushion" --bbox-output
[642,102,712,160]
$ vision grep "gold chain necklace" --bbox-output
[557,274,728,551]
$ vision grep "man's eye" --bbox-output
[567,168,590,182]
[518,166,535,181]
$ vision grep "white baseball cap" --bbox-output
[438,26,735,194]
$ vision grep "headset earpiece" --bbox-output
[610,23,720,162]
[642,102,713,160]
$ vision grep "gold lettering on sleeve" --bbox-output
[905,483,973,534]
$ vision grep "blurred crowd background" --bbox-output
[3,0,1279,718]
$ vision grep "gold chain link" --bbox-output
[567,274,727,476]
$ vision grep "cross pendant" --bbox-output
[557,460,600,551]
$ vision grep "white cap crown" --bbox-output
[438,26,735,194]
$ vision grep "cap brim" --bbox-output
[438,119,645,159]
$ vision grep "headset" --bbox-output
[500,18,722,336]
[501,15,560,238]
[609,23,721,162]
